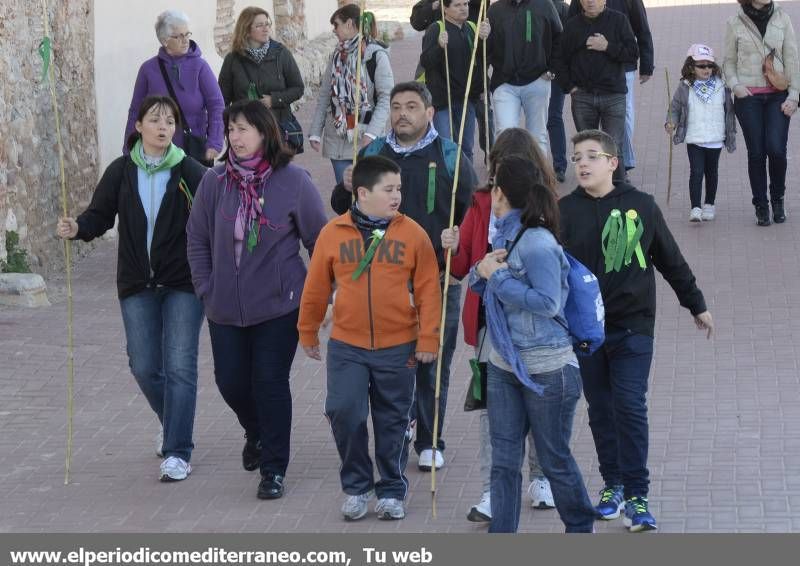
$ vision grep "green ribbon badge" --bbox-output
[352,229,386,280]
[526,10,532,43]
[600,209,646,273]
[427,162,437,214]
[247,82,259,101]
[38,36,52,83]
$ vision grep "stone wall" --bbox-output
[0,0,98,275]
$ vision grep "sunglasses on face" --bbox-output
[694,64,715,70]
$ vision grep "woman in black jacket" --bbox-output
[217,7,305,127]
[57,96,207,483]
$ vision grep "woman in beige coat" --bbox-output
[723,0,799,225]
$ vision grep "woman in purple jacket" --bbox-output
[187,99,327,500]
[124,10,225,164]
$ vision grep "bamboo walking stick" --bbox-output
[40,0,75,485]
[440,0,454,137]
[430,0,488,518]
[351,0,368,164]
[482,3,491,162]
[665,67,674,204]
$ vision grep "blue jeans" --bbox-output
[733,91,791,205]
[571,90,627,181]
[433,100,478,164]
[208,309,299,476]
[622,71,636,170]
[547,81,567,174]
[119,288,204,462]
[331,159,353,186]
[493,78,551,155]
[413,282,462,454]
[487,362,596,533]
[578,329,654,498]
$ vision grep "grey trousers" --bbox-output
[325,339,416,500]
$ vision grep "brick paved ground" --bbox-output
[2,1,800,533]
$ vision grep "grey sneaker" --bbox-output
[341,490,374,521]
[528,477,555,509]
[159,456,191,482]
[155,426,164,458]
[375,498,405,520]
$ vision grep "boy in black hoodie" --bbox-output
[559,129,714,533]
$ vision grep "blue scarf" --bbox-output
[692,76,718,104]
[386,123,439,154]
[484,209,545,395]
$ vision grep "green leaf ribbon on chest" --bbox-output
[351,229,386,280]
[601,209,646,273]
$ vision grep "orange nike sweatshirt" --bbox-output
[298,212,442,353]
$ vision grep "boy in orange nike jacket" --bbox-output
[298,156,442,521]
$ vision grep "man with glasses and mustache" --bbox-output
[331,82,477,474]
[552,0,638,181]
[559,129,715,533]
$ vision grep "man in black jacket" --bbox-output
[553,0,637,181]
[419,0,491,164]
[410,0,484,31]
[568,0,654,172]
[332,82,477,473]
[560,130,714,533]
[486,0,562,154]
[548,0,570,182]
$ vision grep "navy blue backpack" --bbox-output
[507,231,605,356]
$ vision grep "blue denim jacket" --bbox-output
[469,209,572,350]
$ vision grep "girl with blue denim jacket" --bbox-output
[469,155,596,533]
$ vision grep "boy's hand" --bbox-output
[303,345,321,360]
[694,311,714,339]
[415,351,437,364]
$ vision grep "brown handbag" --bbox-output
[763,48,790,91]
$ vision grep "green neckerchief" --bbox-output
[600,209,646,273]
[351,228,387,280]
[130,140,185,175]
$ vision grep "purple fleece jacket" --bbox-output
[186,163,328,327]
[124,41,225,153]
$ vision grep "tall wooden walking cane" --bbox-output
[665,67,674,204]
[351,0,369,165]
[430,0,488,518]
[39,0,75,485]
[440,0,454,136]
[481,1,491,161]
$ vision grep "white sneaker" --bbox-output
[528,477,555,509]
[341,490,374,521]
[375,498,405,520]
[159,456,191,482]
[701,204,715,221]
[467,491,491,522]
[155,426,164,458]
[417,448,444,471]
[689,207,703,222]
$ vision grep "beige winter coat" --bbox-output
[723,3,800,102]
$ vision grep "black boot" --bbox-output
[242,435,261,471]
[755,204,771,226]
[257,472,285,499]
[772,198,786,223]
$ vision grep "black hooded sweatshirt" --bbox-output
[559,182,707,337]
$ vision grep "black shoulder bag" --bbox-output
[157,59,211,165]
[236,54,304,154]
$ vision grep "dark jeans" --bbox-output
[687,144,722,208]
[548,82,567,174]
[487,362,596,533]
[208,309,299,476]
[577,329,654,499]
[433,100,478,164]
[475,96,495,161]
[733,91,791,205]
[119,288,204,462]
[571,90,627,181]
[325,339,416,499]
[413,282,462,454]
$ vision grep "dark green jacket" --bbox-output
[218,40,304,122]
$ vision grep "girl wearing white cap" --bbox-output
[666,44,737,223]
